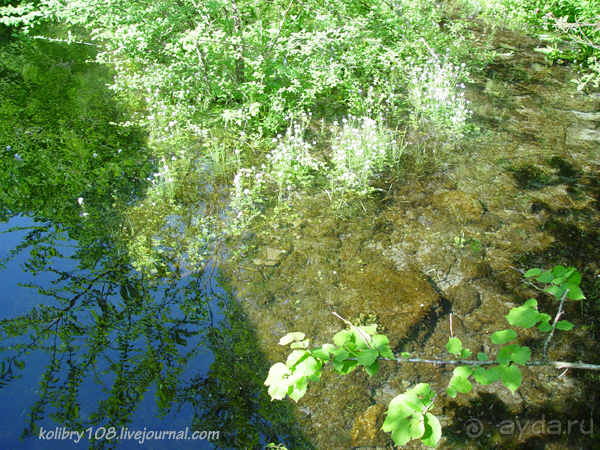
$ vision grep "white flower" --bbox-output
[93,153,98,158]
[77,198,84,205]
[243,188,250,195]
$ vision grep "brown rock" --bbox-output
[350,404,390,448]
[430,190,484,222]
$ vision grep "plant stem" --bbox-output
[358,356,600,370]
[542,288,569,360]
[332,311,372,348]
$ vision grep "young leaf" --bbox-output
[552,265,567,279]
[460,349,473,359]
[524,268,541,277]
[288,376,308,402]
[473,367,493,385]
[421,413,442,447]
[357,348,379,367]
[497,344,520,364]
[556,320,574,331]
[505,305,541,328]
[365,360,379,377]
[311,348,330,361]
[408,415,425,439]
[290,339,309,349]
[333,330,352,346]
[322,343,336,354]
[279,332,305,346]
[501,365,522,394]
[563,284,585,300]
[490,329,517,344]
[511,346,531,365]
[446,386,457,398]
[359,324,378,336]
[333,359,357,375]
[536,270,554,283]
[388,419,412,447]
[544,284,565,298]
[446,337,462,355]
[401,352,410,358]
[477,352,488,361]
[449,376,473,394]
[538,322,552,332]
[453,366,474,379]
[566,269,582,286]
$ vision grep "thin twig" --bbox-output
[543,288,569,360]
[344,356,600,370]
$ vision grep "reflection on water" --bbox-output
[0,32,310,450]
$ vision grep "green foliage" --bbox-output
[382,383,441,447]
[524,265,585,300]
[265,266,583,447]
[264,324,394,403]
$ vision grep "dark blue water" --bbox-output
[0,216,221,450]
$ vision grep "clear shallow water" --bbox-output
[0,33,310,450]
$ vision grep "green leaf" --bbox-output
[359,324,378,336]
[421,413,442,447]
[388,418,412,446]
[497,344,520,364]
[311,348,330,361]
[322,343,336,354]
[411,383,433,397]
[505,305,541,328]
[286,350,308,367]
[333,359,357,375]
[379,346,395,359]
[357,348,379,367]
[265,363,291,401]
[446,337,462,355]
[290,339,309,349]
[333,330,352,346]
[473,367,494,385]
[446,386,457,398]
[453,366,474,379]
[501,365,522,394]
[556,320,574,331]
[544,284,565,298]
[295,356,321,377]
[538,322,552,332]
[536,270,554,283]
[279,332,305,346]
[408,416,425,438]
[477,352,488,361]
[365,360,379,377]
[522,298,538,308]
[490,329,517,344]
[566,270,582,286]
[511,346,531,365]
[372,334,389,349]
[564,285,585,300]
[552,265,567,278]
[460,348,473,359]
[387,395,418,420]
[524,268,541,277]
[288,376,308,402]
[333,348,349,363]
[449,376,472,394]
[401,352,410,358]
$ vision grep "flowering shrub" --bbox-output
[407,52,473,139]
[231,114,405,220]
[329,116,404,195]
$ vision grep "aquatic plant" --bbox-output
[265,266,599,447]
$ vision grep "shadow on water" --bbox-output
[0,31,310,450]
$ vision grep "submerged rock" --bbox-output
[430,190,485,222]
